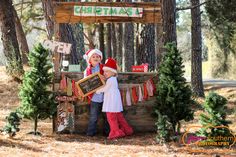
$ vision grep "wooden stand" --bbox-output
[53,72,157,133]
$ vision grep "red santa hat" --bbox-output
[103,58,117,73]
[83,49,103,62]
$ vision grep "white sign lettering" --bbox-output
[74,6,143,18]
[43,40,72,54]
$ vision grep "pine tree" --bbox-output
[197,92,232,140]
[19,43,56,135]
[154,43,194,142]
[3,111,21,137]
[155,110,172,144]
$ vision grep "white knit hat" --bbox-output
[83,49,103,62]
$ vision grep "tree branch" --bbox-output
[13,1,34,7]
[176,1,207,11]
[31,26,46,32]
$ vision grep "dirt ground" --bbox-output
[0,66,235,157]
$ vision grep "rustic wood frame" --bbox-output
[54,2,162,24]
[76,72,105,97]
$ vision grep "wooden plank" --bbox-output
[69,97,156,133]
[54,72,157,83]
[54,2,161,8]
[54,2,162,24]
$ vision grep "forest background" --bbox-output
[0,0,235,80]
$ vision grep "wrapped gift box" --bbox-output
[132,63,148,72]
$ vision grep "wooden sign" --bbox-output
[43,40,72,54]
[55,2,162,24]
[57,102,75,133]
[76,72,105,97]
[74,6,143,17]
[56,96,77,102]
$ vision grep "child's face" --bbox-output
[104,70,115,79]
[89,54,101,66]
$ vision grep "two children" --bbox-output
[83,49,133,139]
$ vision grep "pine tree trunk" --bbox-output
[71,23,86,68]
[34,116,38,135]
[139,24,156,71]
[60,24,79,64]
[106,23,112,58]
[123,22,134,72]
[0,0,24,78]
[111,23,117,59]
[162,0,177,44]
[136,0,156,71]
[42,0,54,40]
[156,25,163,69]
[191,0,204,97]
[98,23,105,63]
[13,7,29,64]
[136,24,141,65]
[116,23,123,66]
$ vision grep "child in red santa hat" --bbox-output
[83,49,109,136]
[96,58,133,140]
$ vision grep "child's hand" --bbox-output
[100,75,106,81]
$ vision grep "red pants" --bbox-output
[106,112,133,140]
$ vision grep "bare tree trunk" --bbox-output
[136,24,141,65]
[111,23,117,59]
[115,0,123,67]
[116,24,123,66]
[71,23,86,69]
[123,0,134,72]
[13,7,29,64]
[0,0,24,78]
[42,0,54,40]
[60,24,79,64]
[156,24,163,69]
[138,24,156,71]
[98,23,105,63]
[191,0,204,97]
[106,23,112,58]
[162,0,177,44]
[123,22,134,72]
